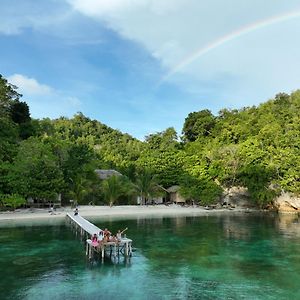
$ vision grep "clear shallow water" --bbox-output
[1,213,300,300]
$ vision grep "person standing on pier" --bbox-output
[74,207,78,216]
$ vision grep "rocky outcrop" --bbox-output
[274,192,300,213]
[221,186,253,208]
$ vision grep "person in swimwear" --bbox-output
[109,235,118,243]
[103,228,111,239]
[98,230,104,241]
[91,233,98,242]
[116,227,128,241]
[91,233,99,247]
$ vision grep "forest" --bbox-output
[1,74,300,209]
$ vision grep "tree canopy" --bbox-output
[1,73,300,209]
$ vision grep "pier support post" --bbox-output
[86,242,89,256]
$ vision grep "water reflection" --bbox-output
[88,252,132,268]
[222,215,252,240]
[0,217,65,228]
[276,213,300,237]
[1,213,300,299]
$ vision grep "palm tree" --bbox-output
[69,176,92,206]
[135,170,160,205]
[101,175,134,207]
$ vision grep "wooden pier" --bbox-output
[66,213,132,259]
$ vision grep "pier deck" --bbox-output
[66,213,132,259]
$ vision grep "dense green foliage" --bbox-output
[182,109,216,142]
[1,74,299,208]
[0,193,26,210]
[101,175,135,207]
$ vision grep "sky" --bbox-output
[1,0,300,140]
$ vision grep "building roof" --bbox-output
[95,169,122,180]
[166,185,180,193]
[157,185,169,193]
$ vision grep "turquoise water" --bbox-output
[1,213,300,299]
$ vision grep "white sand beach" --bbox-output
[0,205,255,222]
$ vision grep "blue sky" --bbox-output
[1,0,300,139]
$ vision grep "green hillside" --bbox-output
[1,74,299,208]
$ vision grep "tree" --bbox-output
[9,138,65,201]
[134,170,160,205]
[179,175,222,205]
[239,164,277,207]
[101,175,133,207]
[145,127,179,150]
[0,194,26,210]
[0,75,21,161]
[0,74,21,118]
[9,100,33,139]
[182,110,216,142]
[137,149,185,188]
[62,142,96,188]
[10,100,30,124]
[0,118,18,162]
[69,176,92,205]
[212,144,242,186]
[0,161,12,195]
[180,155,223,205]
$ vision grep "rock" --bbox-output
[221,186,252,208]
[274,192,300,214]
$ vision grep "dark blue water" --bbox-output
[0,213,300,299]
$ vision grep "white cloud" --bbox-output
[0,0,72,35]
[7,73,82,119]
[67,0,280,66]
[67,0,185,17]
[66,0,300,108]
[8,74,52,95]
[67,0,141,16]
[3,0,300,126]
[65,96,82,107]
[67,0,187,63]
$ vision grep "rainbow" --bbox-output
[159,9,300,85]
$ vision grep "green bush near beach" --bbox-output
[0,194,26,210]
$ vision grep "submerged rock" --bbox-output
[274,192,300,214]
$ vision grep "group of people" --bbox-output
[91,227,128,247]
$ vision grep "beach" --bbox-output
[0,205,254,223]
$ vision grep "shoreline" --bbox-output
[0,205,263,224]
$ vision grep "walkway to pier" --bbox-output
[66,213,132,259]
[66,213,100,236]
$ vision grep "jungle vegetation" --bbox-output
[1,74,299,209]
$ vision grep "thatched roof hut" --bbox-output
[167,185,186,203]
[95,169,122,180]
